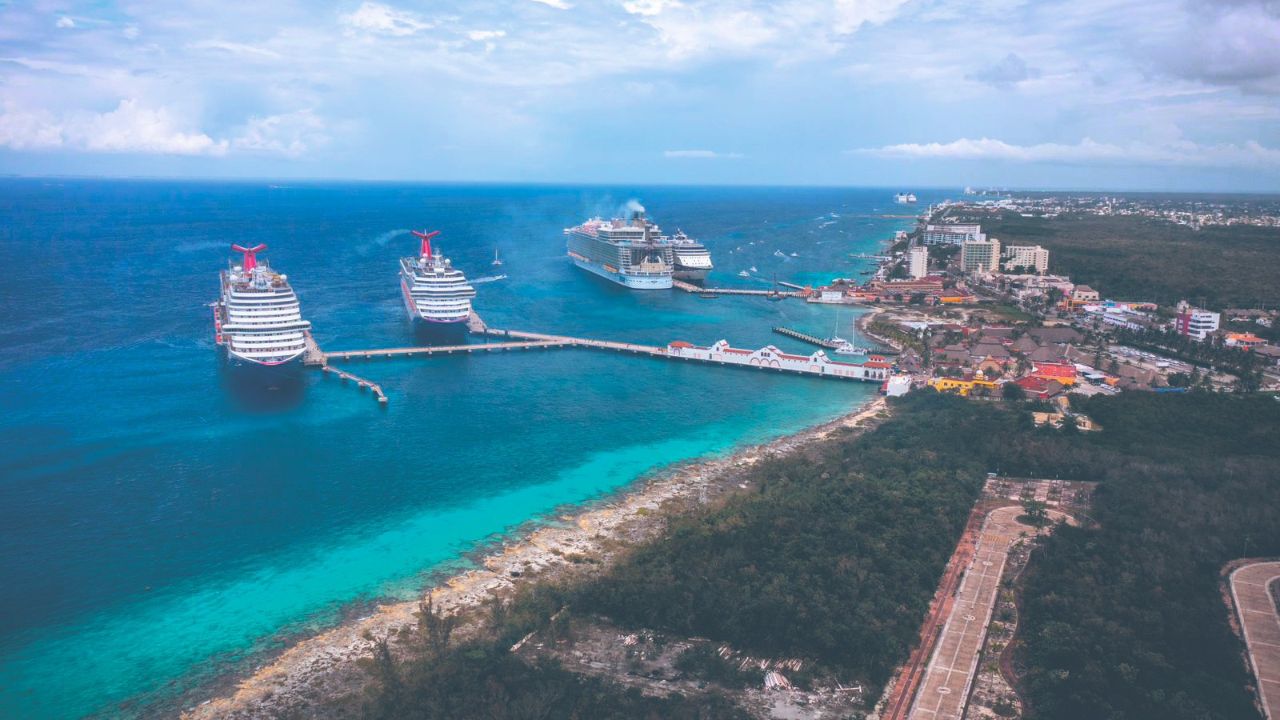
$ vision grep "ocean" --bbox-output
[0,180,935,718]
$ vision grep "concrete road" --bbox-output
[1231,561,1280,720]
[908,506,1032,720]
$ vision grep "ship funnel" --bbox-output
[412,230,441,258]
[231,244,267,271]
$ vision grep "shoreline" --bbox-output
[181,396,889,719]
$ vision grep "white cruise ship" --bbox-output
[565,209,674,289]
[894,192,918,204]
[214,244,311,367]
[400,230,476,324]
[670,229,714,282]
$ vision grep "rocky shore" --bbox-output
[183,398,888,720]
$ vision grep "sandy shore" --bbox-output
[182,397,888,720]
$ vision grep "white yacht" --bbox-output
[670,230,714,282]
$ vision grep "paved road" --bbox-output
[1231,561,1280,720]
[908,506,1033,720]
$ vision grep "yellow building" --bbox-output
[929,377,999,396]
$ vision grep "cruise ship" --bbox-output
[400,230,476,324]
[894,192,918,204]
[214,244,311,367]
[670,229,713,282]
[565,209,675,289]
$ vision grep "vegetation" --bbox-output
[1015,392,1280,720]
[578,392,1011,691]
[981,214,1280,309]
[360,392,1280,720]
[1111,325,1266,390]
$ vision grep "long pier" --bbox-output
[324,340,571,361]
[672,279,803,298]
[309,312,891,404]
[772,326,840,349]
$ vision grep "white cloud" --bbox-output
[0,100,227,155]
[341,2,433,37]
[832,0,910,34]
[623,0,679,17]
[466,30,506,41]
[530,0,572,8]
[55,16,75,29]
[664,149,743,159]
[231,110,328,157]
[189,40,282,60]
[859,137,1280,168]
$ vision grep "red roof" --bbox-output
[668,341,694,349]
[863,361,892,369]
[1032,362,1077,379]
[1014,376,1059,397]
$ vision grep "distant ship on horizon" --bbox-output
[894,192,918,204]
[565,206,676,289]
[400,230,476,324]
[214,244,311,367]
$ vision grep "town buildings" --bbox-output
[960,237,1001,273]
[1002,244,1049,274]
[923,223,986,245]
[1174,302,1220,341]
[908,246,929,279]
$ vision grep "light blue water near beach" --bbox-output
[0,181,938,718]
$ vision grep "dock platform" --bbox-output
[672,279,803,298]
[772,326,840,349]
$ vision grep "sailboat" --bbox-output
[828,310,868,355]
[492,248,503,267]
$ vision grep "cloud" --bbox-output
[341,2,433,37]
[967,52,1041,87]
[664,149,743,159]
[466,30,506,41]
[55,16,75,29]
[530,0,572,8]
[231,110,328,157]
[1157,1,1280,93]
[0,99,229,155]
[832,0,911,34]
[623,0,678,17]
[858,137,1280,168]
[189,40,282,60]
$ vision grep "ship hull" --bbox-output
[401,277,472,325]
[673,267,709,283]
[570,254,672,289]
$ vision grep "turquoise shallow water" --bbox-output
[0,181,940,718]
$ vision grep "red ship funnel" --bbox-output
[231,243,267,271]
[411,230,440,258]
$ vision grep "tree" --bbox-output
[1021,498,1049,527]
[1003,382,1027,401]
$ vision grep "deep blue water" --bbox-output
[0,180,939,718]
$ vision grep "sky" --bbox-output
[1,0,1279,191]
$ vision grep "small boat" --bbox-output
[833,340,869,356]
[790,252,798,257]
[767,292,785,302]
[749,266,758,273]
[773,250,786,258]
[738,270,751,278]
[492,248,503,266]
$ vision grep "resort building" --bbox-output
[908,246,929,279]
[923,223,985,245]
[1069,285,1100,307]
[1224,332,1267,349]
[1002,244,1049,274]
[960,237,1001,273]
[1174,302,1220,341]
